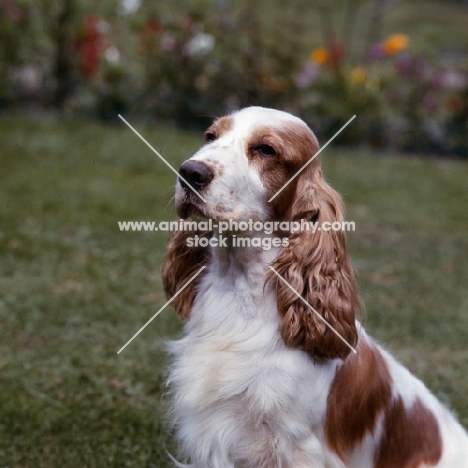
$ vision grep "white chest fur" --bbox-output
[167,244,339,468]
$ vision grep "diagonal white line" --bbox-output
[268,266,357,354]
[118,114,207,203]
[268,115,356,202]
[117,266,206,354]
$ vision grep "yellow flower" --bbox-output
[310,47,330,65]
[350,66,367,85]
[382,34,409,55]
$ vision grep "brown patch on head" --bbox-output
[375,397,442,468]
[246,121,320,220]
[325,339,393,460]
[204,116,233,142]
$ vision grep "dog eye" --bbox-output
[256,144,277,157]
[204,132,217,143]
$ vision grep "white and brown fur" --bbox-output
[162,106,468,468]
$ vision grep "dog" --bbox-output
[162,106,468,468]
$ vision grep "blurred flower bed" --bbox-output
[297,32,468,156]
[0,0,467,156]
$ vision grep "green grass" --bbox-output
[1,115,468,467]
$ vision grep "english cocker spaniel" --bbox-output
[162,106,468,468]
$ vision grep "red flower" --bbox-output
[146,19,162,34]
[328,38,345,67]
[76,16,103,76]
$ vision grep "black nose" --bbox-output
[179,160,213,192]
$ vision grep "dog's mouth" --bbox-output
[176,190,209,220]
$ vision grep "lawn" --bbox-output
[0,115,467,467]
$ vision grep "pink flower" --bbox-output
[294,62,319,88]
[432,71,447,89]
[395,53,412,75]
[160,34,176,53]
[369,43,385,60]
[422,93,439,113]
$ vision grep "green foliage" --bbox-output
[131,0,306,127]
[0,0,467,147]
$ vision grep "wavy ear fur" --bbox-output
[269,165,361,361]
[161,224,210,318]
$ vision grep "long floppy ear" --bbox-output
[269,165,361,360]
[161,222,209,319]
